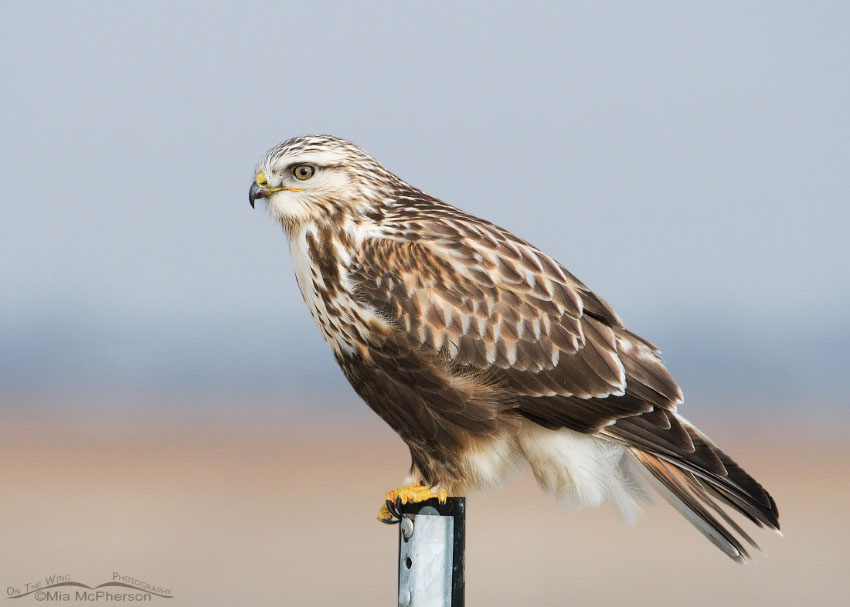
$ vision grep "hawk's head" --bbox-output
[250,135,399,231]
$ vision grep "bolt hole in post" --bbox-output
[405,557,413,569]
[401,516,414,542]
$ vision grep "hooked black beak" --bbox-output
[249,182,268,208]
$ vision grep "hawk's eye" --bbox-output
[292,164,315,181]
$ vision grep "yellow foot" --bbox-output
[377,485,449,522]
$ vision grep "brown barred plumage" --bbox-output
[249,135,779,561]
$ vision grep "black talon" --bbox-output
[381,498,401,524]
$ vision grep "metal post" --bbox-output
[397,497,465,607]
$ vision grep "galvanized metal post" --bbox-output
[397,497,465,607]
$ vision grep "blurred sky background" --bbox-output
[1,1,848,418]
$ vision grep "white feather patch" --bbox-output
[517,422,651,525]
[461,435,524,491]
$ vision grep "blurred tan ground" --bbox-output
[1,399,847,606]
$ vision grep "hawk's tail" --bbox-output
[630,437,780,562]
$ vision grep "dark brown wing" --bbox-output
[349,218,682,435]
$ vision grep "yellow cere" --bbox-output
[255,171,304,193]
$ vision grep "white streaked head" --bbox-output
[249,135,400,232]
